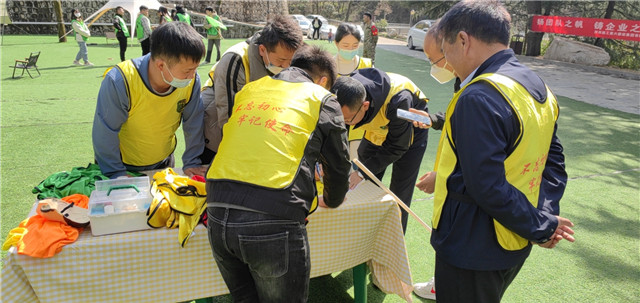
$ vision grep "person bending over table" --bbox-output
[92,22,206,178]
[199,15,303,164]
[331,68,430,233]
[205,45,350,302]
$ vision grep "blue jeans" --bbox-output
[206,207,310,303]
[75,41,88,62]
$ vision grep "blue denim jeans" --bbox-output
[207,207,310,303]
[76,41,88,62]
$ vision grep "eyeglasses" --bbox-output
[429,56,445,66]
[347,102,364,124]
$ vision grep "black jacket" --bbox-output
[350,68,429,175]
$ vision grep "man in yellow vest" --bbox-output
[332,67,430,233]
[205,46,350,302]
[199,15,303,163]
[92,22,207,179]
[430,1,575,301]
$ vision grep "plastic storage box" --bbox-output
[89,176,152,236]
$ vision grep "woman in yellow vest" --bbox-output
[70,9,93,66]
[333,23,374,162]
[206,46,350,302]
[332,68,430,233]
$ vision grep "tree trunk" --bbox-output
[524,1,543,56]
[594,1,616,47]
[54,0,66,42]
[345,0,352,22]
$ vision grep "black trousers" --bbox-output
[117,36,127,61]
[312,28,320,39]
[358,135,428,233]
[434,254,525,303]
[141,38,150,56]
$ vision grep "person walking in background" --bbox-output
[71,9,93,66]
[203,7,226,64]
[205,45,350,302]
[136,5,152,56]
[327,28,333,43]
[312,16,322,40]
[156,6,172,26]
[430,1,574,301]
[362,12,378,64]
[175,6,193,27]
[113,6,129,62]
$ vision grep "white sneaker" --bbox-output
[413,277,436,300]
[73,60,81,65]
[84,61,94,66]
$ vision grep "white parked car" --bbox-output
[407,20,435,50]
[291,14,311,36]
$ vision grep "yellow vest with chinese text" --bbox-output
[360,72,428,146]
[207,76,327,191]
[115,60,195,166]
[203,41,250,88]
[432,73,559,251]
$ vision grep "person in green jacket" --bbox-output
[70,8,93,66]
[156,6,172,26]
[113,6,130,61]
[175,6,193,27]
[203,7,227,64]
[136,5,152,56]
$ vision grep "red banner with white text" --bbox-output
[531,15,640,42]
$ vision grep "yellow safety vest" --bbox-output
[147,168,207,247]
[360,72,428,146]
[432,73,559,251]
[203,41,250,88]
[208,76,328,191]
[114,60,195,166]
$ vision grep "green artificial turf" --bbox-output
[1,36,638,302]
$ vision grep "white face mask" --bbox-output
[264,53,283,75]
[430,62,456,84]
[161,65,192,88]
[74,12,81,18]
